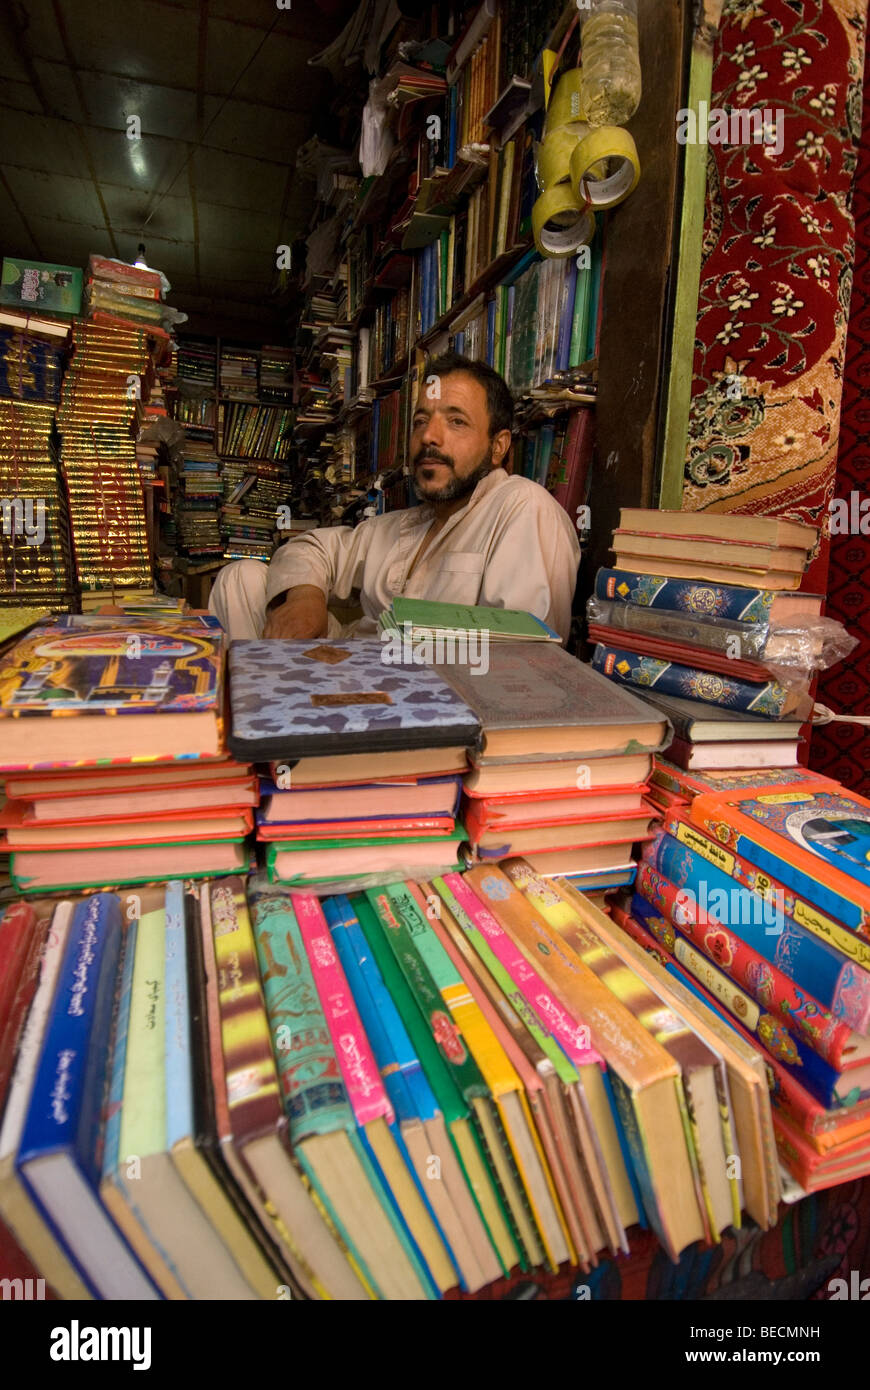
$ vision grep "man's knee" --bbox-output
[209,559,269,639]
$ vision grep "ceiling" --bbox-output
[0,0,357,338]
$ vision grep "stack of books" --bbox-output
[609,772,870,1196]
[434,637,667,895]
[176,337,217,390]
[0,863,782,1299]
[55,319,154,606]
[175,441,224,561]
[0,614,252,894]
[220,347,259,401]
[226,638,478,892]
[220,460,293,562]
[588,511,824,790]
[84,256,165,333]
[0,312,76,611]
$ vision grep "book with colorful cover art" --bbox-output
[592,644,812,721]
[642,827,870,1034]
[635,853,869,1069]
[593,567,822,624]
[0,615,225,767]
[292,892,448,1298]
[651,760,829,805]
[628,894,864,1111]
[663,811,870,982]
[690,783,870,942]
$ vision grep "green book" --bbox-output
[0,258,82,315]
[351,892,510,1279]
[249,890,432,1300]
[381,882,545,1268]
[265,831,465,888]
[388,596,559,641]
[363,887,524,1274]
[584,218,604,363]
[569,256,593,369]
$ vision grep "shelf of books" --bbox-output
[290,0,601,532]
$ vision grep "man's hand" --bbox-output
[262,585,329,640]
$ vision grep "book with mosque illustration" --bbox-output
[690,784,870,940]
[0,616,225,767]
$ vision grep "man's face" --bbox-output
[410,372,500,504]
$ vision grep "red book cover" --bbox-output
[634,858,858,1071]
[586,624,772,682]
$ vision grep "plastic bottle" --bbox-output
[579,0,642,129]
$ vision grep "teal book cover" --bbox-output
[249,889,435,1298]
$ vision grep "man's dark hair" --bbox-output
[422,352,514,439]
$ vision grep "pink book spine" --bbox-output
[291,894,394,1127]
[440,873,603,1070]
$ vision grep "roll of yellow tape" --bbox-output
[545,68,584,135]
[532,183,596,258]
[537,124,590,190]
[569,126,641,209]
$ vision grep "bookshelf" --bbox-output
[285,0,694,643]
[165,335,297,595]
[287,0,621,551]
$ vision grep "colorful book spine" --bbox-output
[593,643,795,719]
[690,787,870,941]
[292,893,437,1299]
[323,894,462,1288]
[643,828,870,1034]
[636,855,856,1069]
[664,812,870,979]
[594,567,783,625]
[628,894,860,1110]
[323,895,442,1133]
[435,873,601,1070]
[18,893,158,1300]
[292,894,394,1128]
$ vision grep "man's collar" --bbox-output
[413,466,508,524]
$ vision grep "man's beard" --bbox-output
[411,447,494,503]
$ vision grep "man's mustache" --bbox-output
[414,449,454,469]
